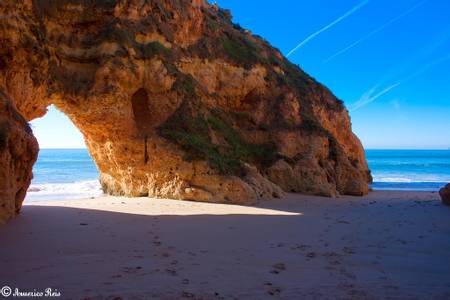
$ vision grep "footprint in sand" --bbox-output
[290,243,311,251]
[270,263,286,274]
[329,260,341,266]
[339,268,357,280]
[263,282,282,296]
[267,287,282,296]
[343,247,356,255]
[337,220,350,224]
[122,266,143,274]
[166,268,178,276]
[181,291,195,298]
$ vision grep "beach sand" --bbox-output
[0,191,449,299]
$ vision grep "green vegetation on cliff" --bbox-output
[138,41,171,59]
[159,106,277,177]
[160,109,243,176]
[207,112,277,169]
[221,37,260,66]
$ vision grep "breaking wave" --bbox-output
[26,180,103,202]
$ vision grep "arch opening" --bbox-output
[27,105,101,201]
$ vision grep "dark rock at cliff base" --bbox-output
[439,184,450,206]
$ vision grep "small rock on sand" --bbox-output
[439,184,450,205]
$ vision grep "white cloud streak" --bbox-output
[350,53,450,112]
[350,83,401,111]
[286,0,370,57]
[400,52,450,83]
[376,26,450,86]
[324,0,427,63]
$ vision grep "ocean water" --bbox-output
[367,150,450,191]
[26,149,102,201]
[26,149,450,201]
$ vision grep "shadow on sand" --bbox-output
[0,193,449,299]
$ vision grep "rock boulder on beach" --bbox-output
[439,184,450,206]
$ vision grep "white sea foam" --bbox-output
[371,175,448,191]
[26,180,103,202]
[373,175,450,183]
[375,177,411,183]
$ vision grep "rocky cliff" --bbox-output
[0,0,371,218]
[0,92,38,223]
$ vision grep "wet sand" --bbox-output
[0,191,449,299]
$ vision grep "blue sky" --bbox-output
[31,0,450,149]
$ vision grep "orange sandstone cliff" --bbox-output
[0,92,38,223]
[0,0,372,222]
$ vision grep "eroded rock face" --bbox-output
[0,0,371,211]
[0,92,38,223]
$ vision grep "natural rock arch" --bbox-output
[0,0,372,222]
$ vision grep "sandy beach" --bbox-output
[0,191,449,300]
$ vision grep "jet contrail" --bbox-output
[324,0,427,63]
[286,0,370,57]
[350,28,450,112]
[350,83,401,112]
[350,53,450,111]
[375,26,450,86]
[399,52,450,83]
